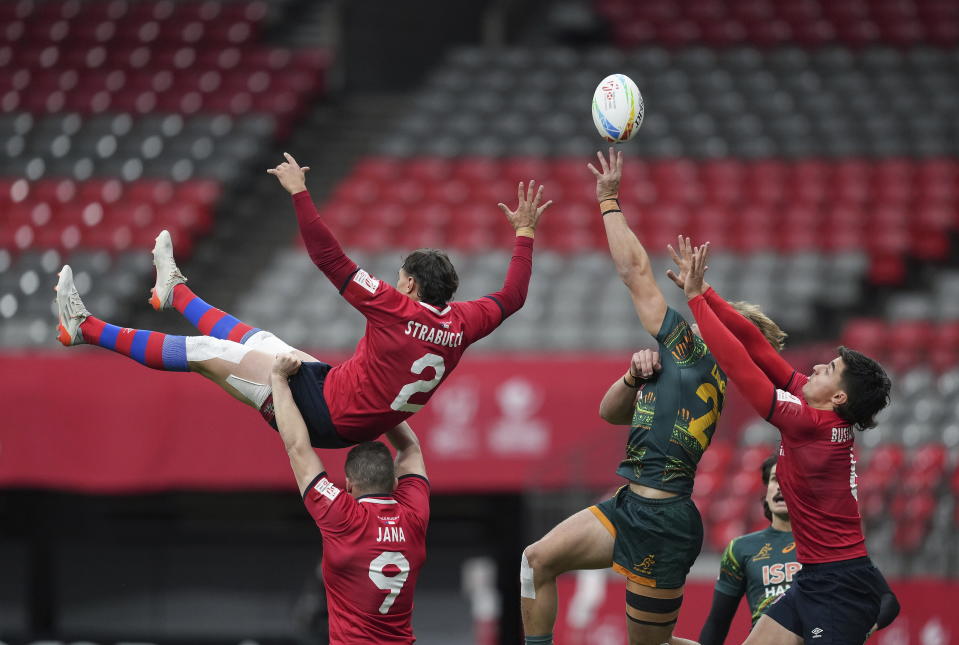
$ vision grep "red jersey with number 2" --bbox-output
[304,472,429,645]
[293,186,534,443]
[323,264,514,441]
[769,371,868,565]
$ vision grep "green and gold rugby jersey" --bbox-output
[716,527,800,626]
[615,307,727,494]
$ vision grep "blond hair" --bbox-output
[730,301,788,352]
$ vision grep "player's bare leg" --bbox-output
[521,508,615,641]
[624,578,685,645]
[56,265,305,410]
[741,615,803,645]
[149,229,319,365]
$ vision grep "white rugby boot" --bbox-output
[54,265,90,346]
[149,229,187,310]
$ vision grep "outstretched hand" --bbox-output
[267,152,311,195]
[497,180,552,233]
[682,241,710,299]
[666,235,708,291]
[587,147,623,202]
[271,352,302,378]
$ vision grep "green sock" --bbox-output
[525,635,553,645]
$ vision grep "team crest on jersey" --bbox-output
[353,269,380,294]
[313,477,341,501]
[754,543,773,561]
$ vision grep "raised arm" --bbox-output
[270,353,324,496]
[668,236,795,388]
[590,148,667,338]
[268,153,358,289]
[384,422,427,479]
[684,245,776,417]
[599,349,661,425]
[486,181,551,317]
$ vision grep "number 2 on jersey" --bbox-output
[369,551,411,614]
[390,353,446,412]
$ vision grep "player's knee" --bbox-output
[522,542,554,580]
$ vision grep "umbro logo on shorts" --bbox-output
[811,627,824,638]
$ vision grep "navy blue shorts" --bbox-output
[259,361,356,449]
[765,556,884,644]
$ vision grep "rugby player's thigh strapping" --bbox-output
[186,332,320,409]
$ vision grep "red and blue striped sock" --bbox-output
[80,317,189,371]
[171,284,260,343]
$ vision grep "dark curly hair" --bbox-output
[834,346,891,431]
[401,249,458,308]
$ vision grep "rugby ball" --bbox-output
[591,74,644,142]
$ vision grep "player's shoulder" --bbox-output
[733,527,777,553]
[657,306,709,366]
[397,473,430,490]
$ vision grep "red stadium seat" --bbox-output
[887,320,934,370]
[405,158,453,183]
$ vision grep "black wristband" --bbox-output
[602,208,622,216]
[624,375,643,388]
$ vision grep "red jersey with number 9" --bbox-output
[293,190,534,442]
[304,472,430,644]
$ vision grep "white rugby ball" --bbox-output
[592,74,644,142]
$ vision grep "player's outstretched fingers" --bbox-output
[665,268,683,288]
[537,199,553,216]
[497,202,513,217]
[531,184,544,207]
[667,243,681,266]
[597,150,609,173]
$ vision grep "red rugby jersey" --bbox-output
[292,190,534,442]
[689,292,868,566]
[769,372,867,564]
[303,472,430,645]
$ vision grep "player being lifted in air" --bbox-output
[519,149,784,645]
[674,238,897,645]
[54,153,551,448]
